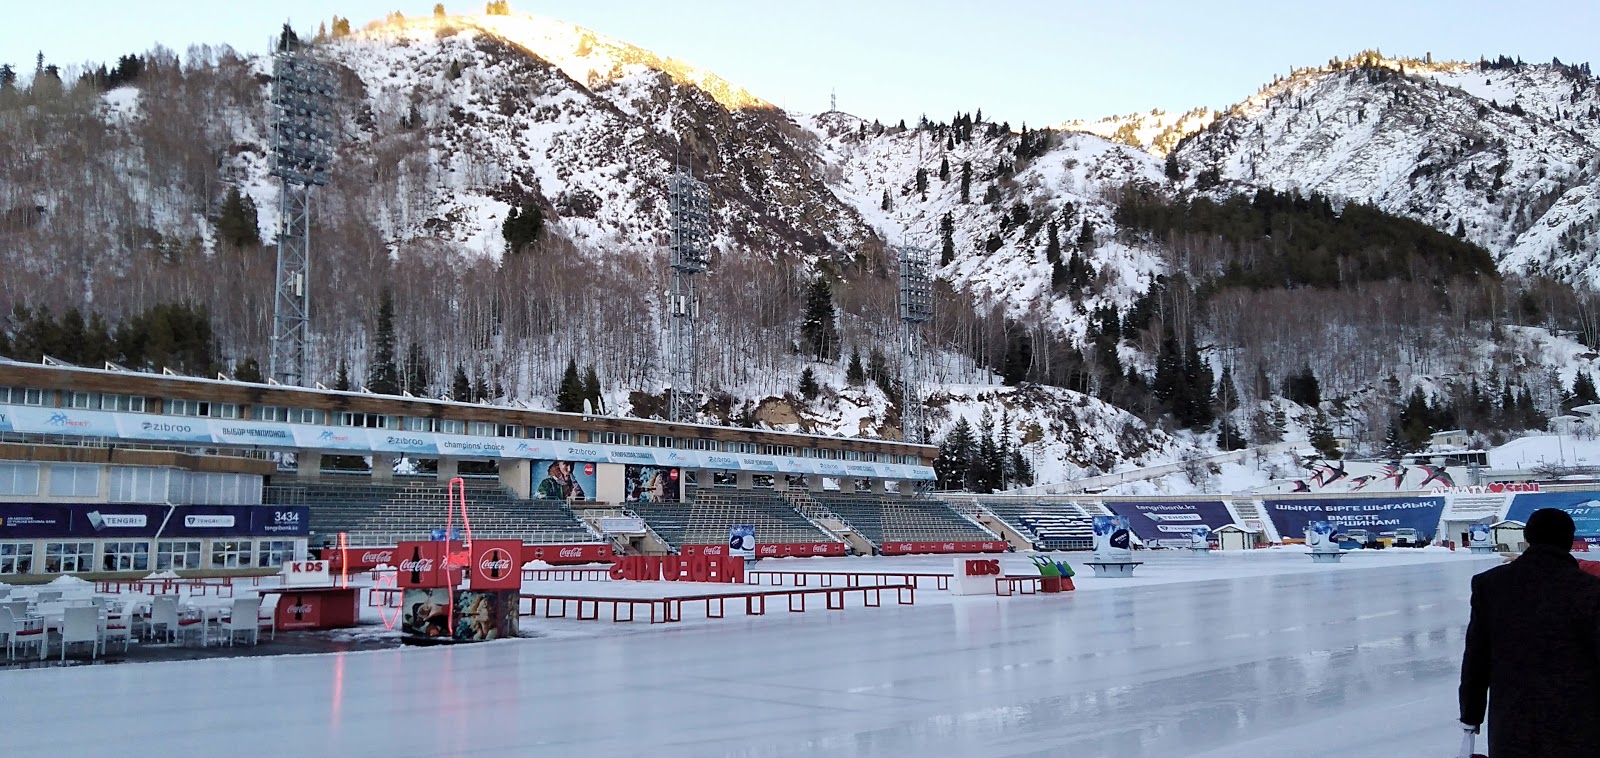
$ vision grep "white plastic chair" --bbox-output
[59,606,101,661]
[3,600,28,620]
[0,607,44,660]
[35,590,61,603]
[101,601,131,654]
[0,586,11,600]
[214,598,262,646]
[147,596,180,643]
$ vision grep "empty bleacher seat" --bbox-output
[806,493,997,546]
[628,491,834,549]
[264,478,599,544]
[979,500,1094,550]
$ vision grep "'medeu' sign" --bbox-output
[1263,497,1445,540]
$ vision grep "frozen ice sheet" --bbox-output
[0,552,1499,757]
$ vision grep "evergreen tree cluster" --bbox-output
[78,54,145,91]
[1152,334,1214,430]
[501,201,544,254]
[367,289,400,395]
[933,410,1033,493]
[1,303,218,376]
[1114,188,1498,289]
[216,187,260,248]
[801,276,840,361]
[484,0,511,13]
[556,358,603,414]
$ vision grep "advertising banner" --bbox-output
[728,525,756,559]
[844,463,880,479]
[508,439,559,459]
[1092,515,1133,561]
[161,505,255,537]
[291,426,371,452]
[531,460,596,501]
[326,546,397,572]
[598,517,646,534]
[280,560,330,587]
[0,503,169,538]
[878,540,1008,556]
[9,406,119,437]
[371,432,440,457]
[433,434,513,459]
[452,589,518,641]
[468,540,522,591]
[1504,492,1600,543]
[553,442,609,463]
[1189,527,1211,550]
[1306,520,1336,553]
[906,466,938,481]
[252,506,310,537]
[115,415,214,444]
[1468,523,1493,548]
[814,461,850,478]
[738,456,781,473]
[209,419,296,448]
[624,465,679,503]
[700,453,742,471]
[400,588,454,639]
[652,449,700,469]
[607,448,658,466]
[523,543,614,564]
[1107,501,1236,547]
[397,541,461,589]
[1263,496,1446,541]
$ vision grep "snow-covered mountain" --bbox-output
[9,18,1600,490]
[1171,54,1600,285]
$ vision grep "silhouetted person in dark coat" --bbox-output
[1460,508,1600,757]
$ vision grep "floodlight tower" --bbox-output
[666,168,711,422]
[897,244,934,444]
[268,36,335,386]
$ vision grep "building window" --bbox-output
[102,541,150,572]
[209,540,253,569]
[467,421,496,437]
[99,393,147,412]
[497,424,523,438]
[48,464,99,498]
[44,542,94,573]
[257,540,298,567]
[403,417,435,432]
[157,541,202,571]
[23,388,51,406]
[109,466,171,503]
[437,419,464,435]
[68,391,95,409]
[253,405,285,422]
[0,462,41,496]
[0,543,33,575]
[531,427,573,441]
[293,408,323,425]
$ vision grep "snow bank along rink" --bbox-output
[1,548,1498,757]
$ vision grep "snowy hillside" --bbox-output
[1172,54,1600,286]
[1056,107,1216,157]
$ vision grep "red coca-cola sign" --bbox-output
[471,540,523,591]
[397,541,459,589]
[880,541,1009,556]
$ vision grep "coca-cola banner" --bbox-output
[624,465,679,503]
[531,460,597,501]
[327,546,397,572]
[396,540,462,589]
[879,540,1009,556]
[681,542,848,557]
[523,543,613,565]
[469,540,522,591]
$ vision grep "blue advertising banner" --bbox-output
[0,503,170,538]
[1107,501,1236,546]
[9,406,119,437]
[116,415,214,444]
[531,460,597,501]
[607,449,658,466]
[291,426,371,452]
[251,506,310,537]
[434,435,513,458]
[1263,496,1446,540]
[1505,492,1600,543]
[209,420,296,448]
[162,505,258,537]
[370,432,440,457]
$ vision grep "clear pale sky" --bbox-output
[6,0,1598,125]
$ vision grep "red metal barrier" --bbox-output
[681,542,847,558]
[330,543,614,572]
[745,571,950,591]
[517,584,914,624]
[879,540,1009,556]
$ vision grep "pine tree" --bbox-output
[868,347,894,399]
[367,289,400,394]
[1398,387,1434,452]
[472,373,489,404]
[938,156,950,182]
[935,417,976,490]
[1309,410,1341,459]
[334,359,351,391]
[960,162,972,203]
[801,276,840,360]
[1001,329,1032,385]
[1045,220,1061,264]
[234,357,263,383]
[997,409,1014,488]
[502,201,544,254]
[216,187,259,248]
[1077,219,1096,252]
[450,364,471,401]
[880,189,891,212]
[845,349,866,386]
[976,409,1002,493]
[582,364,602,413]
[1573,371,1598,405]
[939,212,956,265]
[434,3,447,17]
[799,367,820,399]
[556,358,584,412]
[403,341,430,395]
[1284,366,1321,406]
[915,168,928,198]
[332,17,351,37]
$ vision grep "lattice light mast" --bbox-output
[268,36,335,386]
[898,245,934,444]
[666,169,711,422]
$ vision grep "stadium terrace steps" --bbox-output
[976,500,1096,550]
[627,490,837,549]
[265,478,598,543]
[804,493,998,547]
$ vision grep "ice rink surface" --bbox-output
[0,549,1500,757]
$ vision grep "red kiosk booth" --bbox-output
[398,538,521,644]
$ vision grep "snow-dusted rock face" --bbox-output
[1172,57,1600,286]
